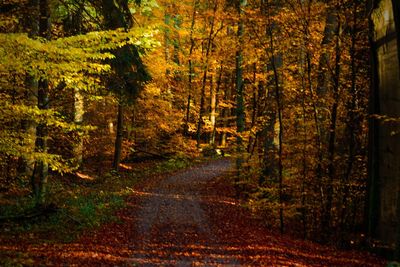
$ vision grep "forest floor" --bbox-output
[0,158,386,266]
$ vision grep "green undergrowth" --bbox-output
[0,251,34,267]
[0,155,197,248]
[156,153,192,171]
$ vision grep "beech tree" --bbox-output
[0,0,157,204]
[95,0,151,171]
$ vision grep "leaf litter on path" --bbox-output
[0,159,385,266]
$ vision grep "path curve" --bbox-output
[0,159,385,266]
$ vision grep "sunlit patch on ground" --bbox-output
[75,172,94,180]
[119,163,133,170]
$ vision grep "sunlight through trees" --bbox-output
[0,0,399,263]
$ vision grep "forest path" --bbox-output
[110,158,383,266]
[1,159,384,266]
[129,158,240,266]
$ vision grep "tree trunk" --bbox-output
[172,7,181,66]
[196,74,207,147]
[32,0,50,207]
[184,0,198,136]
[209,75,217,146]
[317,4,339,95]
[235,0,245,140]
[247,63,258,156]
[298,0,314,239]
[99,0,148,172]
[321,13,341,241]
[264,0,284,234]
[20,77,38,178]
[234,0,246,197]
[259,86,277,185]
[196,0,217,147]
[340,0,359,240]
[164,10,171,75]
[365,5,380,245]
[269,31,284,235]
[313,4,340,225]
[211,65,223,147]
[18,0,39,180]
[301,77,308,239]
[221,74,232,147]
[259,0,277,186]
[74,88,84,166]
[113,98,124,171]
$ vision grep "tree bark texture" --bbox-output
[32,0,50,206]
[196,0,217,147]
[113,99,124,171]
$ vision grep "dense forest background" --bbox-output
[0,0,399,261]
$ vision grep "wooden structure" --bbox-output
[368,0,400,259]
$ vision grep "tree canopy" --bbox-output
[0,0,399,262]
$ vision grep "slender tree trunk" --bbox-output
[221,74,232,147]
[298,0,314,239]
[19,0,39,179]
[20,77,38,178]
[275,70,284,236]
[340,0,358,240]
[211,64,223,147]
[35,79,49,205]
[365,9,380,244]
[269,31,284,235]
[164,11,171,75]
[196,0,217,147]
[265,0,284,234]
[306,42,325,231]
[32,0,50,207]
[260,87,277,185]
[172,6,181,66]
[259,0,276,186]
[235,0,245,138]
[321,14,341,241]
[184,77,192,136]
[234,0,246,197]
[301,84,308,239]
[71,8,86,168]
[74,87,84,166]
[250,81,265,161]
[196,75,207,147]
[184,0,198,136]
[206,64,223,147]
[100,0,147,172]
[248,63,258,155]
[312,4,339,226]
[317,5,339,95]
[209,75,217,146]
[300,36,308,239]
[113,97,124,171]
